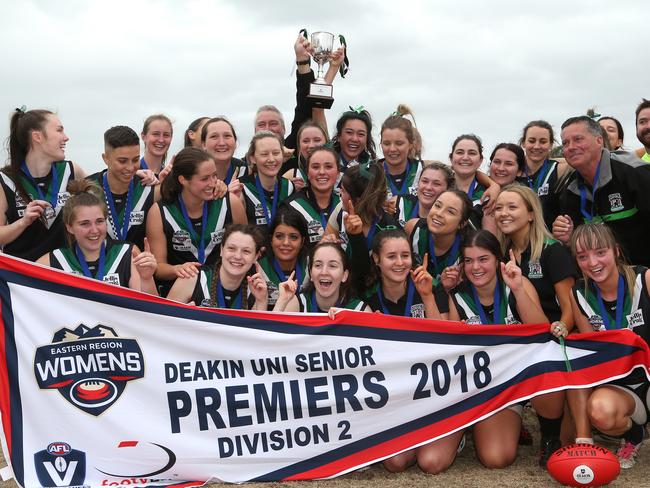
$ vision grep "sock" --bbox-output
[575,437,594,445]
[624,422,644,445]
[538,414,563,440]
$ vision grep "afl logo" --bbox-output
[47,442,71,455]
[34,324,144,415]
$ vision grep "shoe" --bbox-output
[519,426,533,446]
[539,437,562,468]
[617,439,642,469]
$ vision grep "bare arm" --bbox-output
[146,204,198,281]
[568,288,593,333]
[166,275,198,304]
[554,277,576,329]
[36,253,51,266]
[447,295,461,322]
[229,193,247,225]
[514,278,549,324]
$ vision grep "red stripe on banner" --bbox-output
[0,254,175,307]
[0,254,554,336]
[285,334,650,480]
[118,441,138,448]
[214,307,552,336]
[0,295,11,455]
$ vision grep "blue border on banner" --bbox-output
[0,278,23,486]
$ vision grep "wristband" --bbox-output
[296,59,310,66]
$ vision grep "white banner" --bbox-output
[1,255,649,486]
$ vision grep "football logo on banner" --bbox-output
[33,324,145,415]
[34,442,87,488]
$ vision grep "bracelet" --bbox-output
[296,59,310,66]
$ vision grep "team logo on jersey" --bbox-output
[211,229,225,245]
[528,261,543,279]
[505,315,521,325]
[410,304,425,319]
[128,211,144,225]
[57,192,71,208]
[465,315,482,325]
[588,315,606,331]
[537,184,549,196]
[608,193,624,212]
[34,324,144,416]
[171,230,191,251]
[15,192,29,208]
[627,310,644,329]
[254,203,268,225]
[34,442,87,488]
[308,220,324,243]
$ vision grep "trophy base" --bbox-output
[308,83,334,109]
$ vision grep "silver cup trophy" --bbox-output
[308,31,335,109]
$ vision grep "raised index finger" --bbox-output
[348,199,356,216]
[509,249,516,263]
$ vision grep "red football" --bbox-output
[547,443,620,487]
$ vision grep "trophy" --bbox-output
[308,31,335,109]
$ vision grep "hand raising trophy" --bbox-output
[308,31,335,109]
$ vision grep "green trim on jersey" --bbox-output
[97,172,152,240]
[298,292,366,312]
[242,177,294,226]
[453,282,516,325]
[161,198,229,260]
[257,255,309,305]
[14,161,72,228]
[574,274,642,330]
[385,159,423,199]
[410,221,460,284]
[288,193,341,245]
[51,241,130,285]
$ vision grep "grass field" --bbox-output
[2,407,648,488]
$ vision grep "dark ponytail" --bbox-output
[5,108,54,201]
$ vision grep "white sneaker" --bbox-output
[617,439,642,469]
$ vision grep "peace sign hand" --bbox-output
[500,249,523,292]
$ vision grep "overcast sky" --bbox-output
[1,0,647,173]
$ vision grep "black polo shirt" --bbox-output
[558,149,650,267]
[515,240,576,322]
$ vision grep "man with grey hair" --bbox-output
[552,115,650,266]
